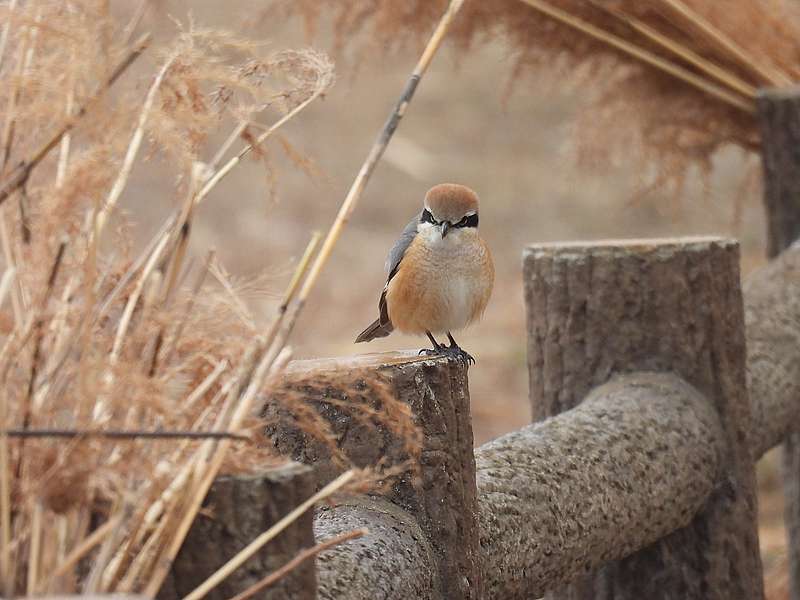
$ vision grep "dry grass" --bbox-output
[272,0,800,196]
[0,1,422,596]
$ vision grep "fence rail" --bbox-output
[157,235,800,600]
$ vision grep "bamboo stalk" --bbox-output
[283,0,465,345]
[516,0,754,113]
[181,470,357,600]
[226,528,368,600]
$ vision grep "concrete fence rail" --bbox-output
[158,236,800,600]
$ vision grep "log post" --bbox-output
[757,86,800,600]
[743,243,800,460]
[476,372,726,598]
[160,462,316,600]
[314,497,439,600]
[271,352,481,600]
[523,238,763,599]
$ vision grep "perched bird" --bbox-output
[355,183,494,364]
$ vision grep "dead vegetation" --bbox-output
[273,0,800,195]
[0,1,421,596]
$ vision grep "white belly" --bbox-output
[436,273,478,332]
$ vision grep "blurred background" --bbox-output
[116,1,785,593]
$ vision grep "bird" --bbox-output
[355,183,494,364]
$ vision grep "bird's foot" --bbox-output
[444,332,475,365]
[418,345,474,364]
[442,344,475,365]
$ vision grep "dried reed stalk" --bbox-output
[227,528,368,600]
[657,0,791,86]
[181,470,357,600]
[587,1,757,98]
[94,52,176,239]
[287,0,465,338]
[0,4,420,596]
[1,428,250,441]
[517,0,754,112]
[286,0,799,191]
[0,33,151,205]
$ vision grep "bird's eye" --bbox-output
[420,209,437,225]
[454,214,479,228]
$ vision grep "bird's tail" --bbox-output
[355,319,393,343]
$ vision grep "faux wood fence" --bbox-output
[156,233,800,600]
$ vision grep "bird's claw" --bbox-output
[418,345,474,365]
[448,346,475,365]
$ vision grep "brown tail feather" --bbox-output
[355,319,393,343]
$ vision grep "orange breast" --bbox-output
[385,231,493,335]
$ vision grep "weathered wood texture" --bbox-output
[523,238,763,600]
[757,87,800,600]
[744,242,800,459]
[271,352,480,599]
[159,463,316,600]
[476,372,724,598]
[757,87,800,259]
[314,497,439,600]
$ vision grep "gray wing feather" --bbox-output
[376,213,420,327]
[385,213,420,275]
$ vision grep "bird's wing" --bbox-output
[385,213,420,275]
[378,213,420,325]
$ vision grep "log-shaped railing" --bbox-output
[159,236,800,600]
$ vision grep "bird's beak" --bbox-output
[440,221,450,238]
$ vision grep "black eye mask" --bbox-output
[420,209,478,228]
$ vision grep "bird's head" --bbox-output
[419,183,479,239]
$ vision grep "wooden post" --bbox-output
[159,462,316,600]
[314,497,440,600]
[757,86,800,600]
[523,238,763,599]
[271,352,481,600]
[476,372,726,598]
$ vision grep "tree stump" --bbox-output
[160,462,316,600]
[271,352,481,600]
[523,238,763,600]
